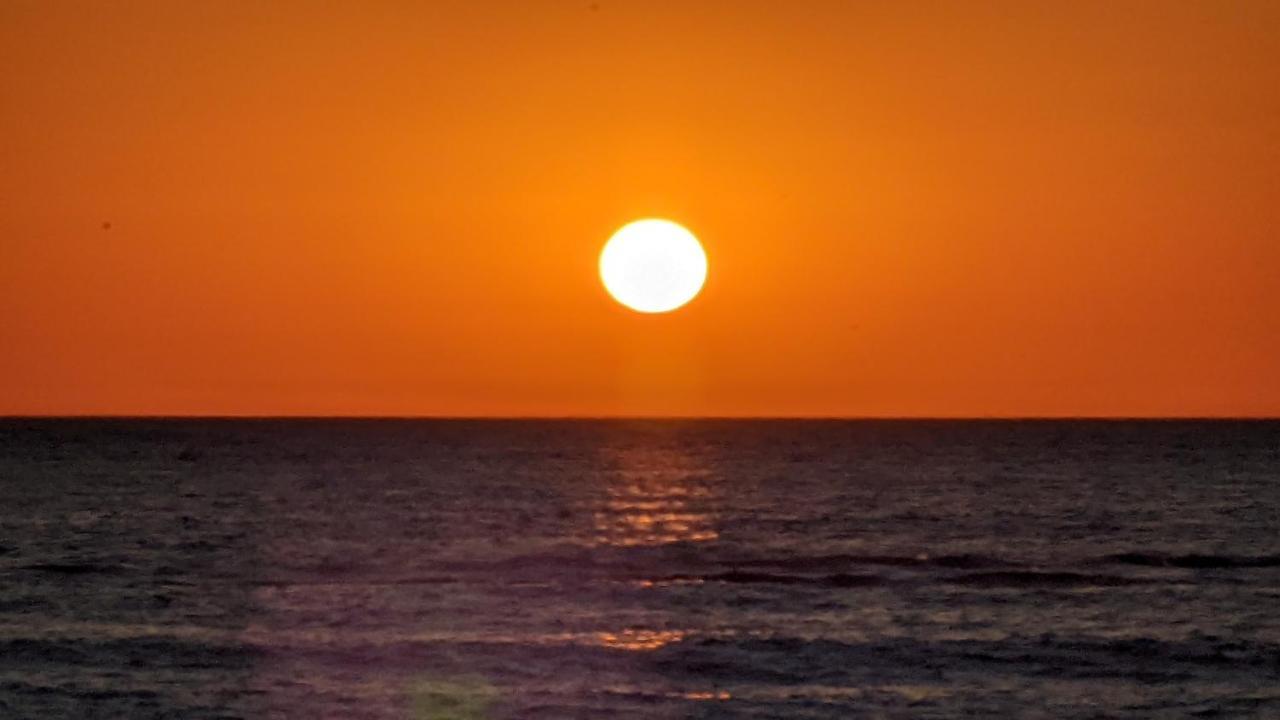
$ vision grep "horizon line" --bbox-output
[2,414,1278,422]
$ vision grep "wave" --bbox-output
[1101,552,1280,569]
[0,596,50,613]
[18,563,126,576]
[720,551,1280,575]
[0,636,257,670]
[946,571,1144,587]
[658,570,1140,589]
[685,571,886,588]
[726,553,1012,571]
[408,547,1280,590]
[662,633,1280,682]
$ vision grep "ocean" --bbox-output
[1,419,1278,718]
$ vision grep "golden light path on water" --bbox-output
[590,443,719,548]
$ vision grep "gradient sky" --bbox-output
[3,1,1278,416]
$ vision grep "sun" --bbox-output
[599,219,707,314]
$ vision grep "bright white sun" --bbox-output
[599,219,707,313]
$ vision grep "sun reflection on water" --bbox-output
[682,690,732,701]
[590,444,719,547]
[595,628,688,651]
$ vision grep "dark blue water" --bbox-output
[2,420,1278,718]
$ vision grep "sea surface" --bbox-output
[1,419,1278,719]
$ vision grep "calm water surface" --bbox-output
[1,420,1278,718]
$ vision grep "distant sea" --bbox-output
[1,419,1278,718]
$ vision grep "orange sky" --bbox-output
[2,1,1278,417]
